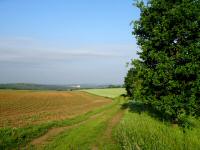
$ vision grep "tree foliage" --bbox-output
[124,67,137,97]
[126,0,200,122]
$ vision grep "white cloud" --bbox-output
[0,37,139,84]
[0,37,137,64]
[0,48,124,64]
[0,37,34,48]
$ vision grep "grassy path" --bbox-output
[30,121,86,148]
[27,97,125,150]
[91,109,125,150]
[29,109,111,149]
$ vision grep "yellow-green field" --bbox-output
[81,88,126,98]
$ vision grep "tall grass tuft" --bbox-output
[114,110,200,150]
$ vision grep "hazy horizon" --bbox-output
[0,0,140,85]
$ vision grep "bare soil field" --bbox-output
[0,90,112,127]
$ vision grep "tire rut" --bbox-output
[92,109,125,150]
[27,110,107,149]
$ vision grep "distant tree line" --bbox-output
[107,85,123,88]
[0,83,70,91]
[125,0,200,124]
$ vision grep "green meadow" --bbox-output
[81,88,126,98]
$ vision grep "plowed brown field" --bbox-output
[0,90,112,127]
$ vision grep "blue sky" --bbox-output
[0,0,140,85]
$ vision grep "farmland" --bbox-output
[0,89,125,149]
[1,88,200,150]
[0,90,112,127]
[81,88,126,98]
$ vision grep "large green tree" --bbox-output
[127,0,200,121]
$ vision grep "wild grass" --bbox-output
[81,88,126,98]
[114,103,200,150]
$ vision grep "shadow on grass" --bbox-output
[120,100,172,124]
[120,100,200,129]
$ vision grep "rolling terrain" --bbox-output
[1,88,200,150]
[0,89,125,149]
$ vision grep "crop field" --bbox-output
[0,90,112,127]
[81,88,126,98]
[0,89,124,150]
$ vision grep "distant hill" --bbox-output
[0,83,123,90]
[0,83,71,90]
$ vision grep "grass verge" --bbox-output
[114,103,200,150]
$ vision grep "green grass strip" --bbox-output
[114,109,200,150]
